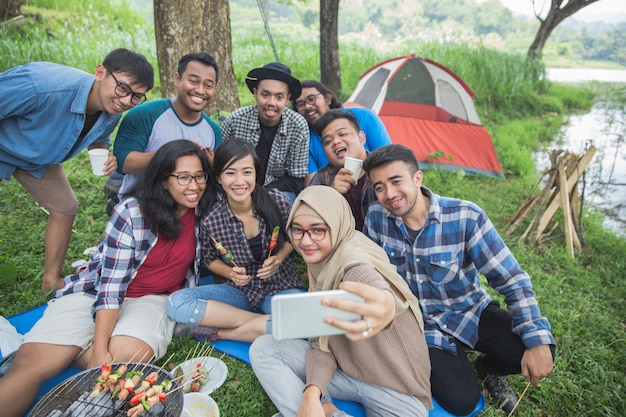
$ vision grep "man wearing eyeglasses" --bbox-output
[0,48,154,292]
[292,80,391,187]
[113,52,222,204]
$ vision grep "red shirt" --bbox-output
[126,209,195,297]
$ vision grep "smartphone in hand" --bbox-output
[271,289,364,340]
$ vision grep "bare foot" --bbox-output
[41,277,63,292]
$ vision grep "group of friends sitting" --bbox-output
[0,48,555,417]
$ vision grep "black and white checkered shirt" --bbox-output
[221,105,310,187]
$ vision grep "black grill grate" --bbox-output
[28,363,183,417]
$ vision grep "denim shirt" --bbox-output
[0,62,120,179]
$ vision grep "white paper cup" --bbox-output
[88,148,108,176]
[343,157,363,182]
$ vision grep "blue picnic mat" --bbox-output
[8,305,484,417]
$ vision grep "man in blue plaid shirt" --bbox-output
[362,144,555,416]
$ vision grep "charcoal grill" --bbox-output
[28,362,183,417]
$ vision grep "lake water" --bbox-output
[538,68,626,237]
[546,68,626,84]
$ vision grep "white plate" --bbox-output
[183,392,220,417]
[171,356,228,395]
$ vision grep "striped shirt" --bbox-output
[363,187,555,354]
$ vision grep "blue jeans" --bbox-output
[249,335,428,417]
[166,284,302,332]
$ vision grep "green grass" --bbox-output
[1,1,625,416]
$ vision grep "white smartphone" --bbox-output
[271,289,365,340]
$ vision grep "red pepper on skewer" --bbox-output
[267,226,280,259]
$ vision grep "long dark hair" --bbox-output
[128,139,212,240]
[210,139,289,251]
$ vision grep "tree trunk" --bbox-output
[528,0,602,59]
[153,0,239,115]
[319,0,341,94]
[0,0,22,18]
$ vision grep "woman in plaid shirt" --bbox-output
[0,140,211,417]
[167,139,304,342]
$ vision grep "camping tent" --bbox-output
[345,54,503,178]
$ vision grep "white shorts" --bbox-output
[24,293,175,360]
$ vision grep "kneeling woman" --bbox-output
[250,186,432,417]
[166,139,304,342]
[0,140,211,417]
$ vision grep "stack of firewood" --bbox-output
[505,146,597,258]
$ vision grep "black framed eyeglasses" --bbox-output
[287,226,328,241]
[295,93,322,110]
[106,67,147,105]
[170,172,208,186]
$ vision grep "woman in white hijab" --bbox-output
[250,186,432,417]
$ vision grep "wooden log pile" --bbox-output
[505,146,597,258]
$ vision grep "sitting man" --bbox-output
[292,80,391,187]
[362,144,556,416]
[114,52,222,199]
[221,62,308,202]
[310,109,375,231]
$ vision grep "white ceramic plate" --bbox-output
[183,392,220,417]
[171,356,228,395]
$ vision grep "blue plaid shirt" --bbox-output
[363,187,555,354]
[55,197,200,315]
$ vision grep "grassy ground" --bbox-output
[1,1,626,416]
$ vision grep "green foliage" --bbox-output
[0,0,157,89]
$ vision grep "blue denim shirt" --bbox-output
[0,62,120,179]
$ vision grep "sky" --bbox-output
[498,0,626,23]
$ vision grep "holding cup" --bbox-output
[343,156,363,182]
[88,148,108,176]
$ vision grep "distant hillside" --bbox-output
[126,0,625,68]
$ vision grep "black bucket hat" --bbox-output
[245,62,302,98]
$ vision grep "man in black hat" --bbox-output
[221,62,309,202]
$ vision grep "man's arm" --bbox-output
[112,106,156,174]
[356,108,392,151]
[468,207,556,347]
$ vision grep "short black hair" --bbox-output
[177,52,219,82]
[313,109,361,137]
[363,144,420,175]
[103,48,154,91]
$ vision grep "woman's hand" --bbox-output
[257,256,281,279]
[323,281,396,341]
[229,266,251,286]
[88,348,113,370]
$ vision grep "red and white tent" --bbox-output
[345,54,503,178]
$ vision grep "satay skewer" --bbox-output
[209,234,240,268]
